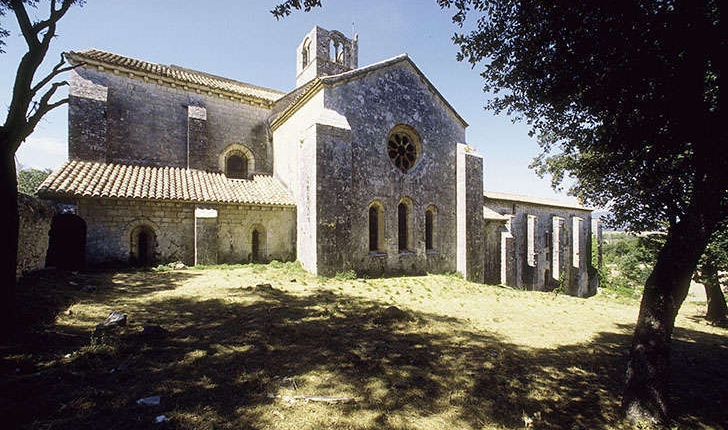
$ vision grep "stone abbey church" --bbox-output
[39,27,596,297]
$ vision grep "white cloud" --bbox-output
[15,135,67,171]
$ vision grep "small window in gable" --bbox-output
[226,154,247,179]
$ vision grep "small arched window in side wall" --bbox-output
[368,201,385,253]
[398,198,413,253]
[425,205,437,251]
[226,154,247,179]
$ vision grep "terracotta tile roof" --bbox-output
[67,49,285,104]
[38,160,295,207]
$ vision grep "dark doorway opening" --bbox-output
[130,225,156,266]
[252,229,260,263]
[46,213,86,270]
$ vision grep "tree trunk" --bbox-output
[622,207,720,425]
[704,268,728,323]
[0,134,19,341]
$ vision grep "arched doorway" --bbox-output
[46,213,87,270]
[130,225,157,266]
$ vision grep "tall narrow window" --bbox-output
[302,38,311,69]
[425,205,437,251]
[398,200,413,252]
[369,206,379,252]
[226,154,247,179]
[368,202,385,253]
[527,215,537,267]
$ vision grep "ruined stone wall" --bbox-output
[484,198,594,297]
[457,145,485,282]
[483,221,505,285]
[78,199,195,265]
[17,194,55,277]
[323,61,465,276]
[217,205,296,263]
[69,67,273,174]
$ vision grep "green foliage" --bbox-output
[334,269,357,281]
[435,1,727,234]
[599,233,665,298]
[16,166,51,195]
[696,220,728,282]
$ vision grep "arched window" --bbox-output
[425,205,437,251]
[220,144,254,179]
[368,202,385,253]
[226,154,247,179]
[302,38,311,69]
[398,199,413,252]
[130,225,157,266]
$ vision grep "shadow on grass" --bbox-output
[1,271,727,429]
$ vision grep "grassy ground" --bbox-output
[1,263,726,429]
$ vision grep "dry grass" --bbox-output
[1,263,726,429]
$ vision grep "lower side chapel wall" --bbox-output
[217,205,296,264]
[79,199,195,265]
[78,199,296,266]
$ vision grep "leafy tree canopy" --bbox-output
[16,165,50,194]
[438,0,726,232]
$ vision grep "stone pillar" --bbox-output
[314,109,353,276]
[456,144,485,283]
[69,69,108,162]
[194,207,217,266]
[187,105,208,170]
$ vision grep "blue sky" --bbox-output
[1,0,578,203]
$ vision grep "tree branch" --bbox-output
[10,0,40,48]
[33,0,76,35]
[30,53,79,96]
[13,80,69,152]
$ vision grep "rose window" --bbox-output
[387,126,421,173]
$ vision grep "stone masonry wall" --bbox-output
[484,198,594,297]
[69,66,273,173]
[457,145,485,283]
[216,205,296,264]
[17,194,55,277]
[78,199,195,265]
[324,61,465,276]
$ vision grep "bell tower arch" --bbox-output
[296,26,358,87]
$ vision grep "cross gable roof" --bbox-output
[270,54,468,130]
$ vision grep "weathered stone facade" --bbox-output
[38,26,595,296]
[17,194,55,277]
